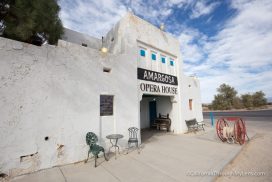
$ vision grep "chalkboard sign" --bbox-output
[100,95,114,116]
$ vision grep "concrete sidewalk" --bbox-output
[10,127,244,182]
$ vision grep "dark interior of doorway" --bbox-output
[149,100,157,127]
[141,95,172,143]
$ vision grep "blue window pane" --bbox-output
[152,53,156,61]
[140,49,145,57]
[161,57,166,63]
[170,59,174,66]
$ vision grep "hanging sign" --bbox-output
[138,68,178,95]
[137,68,178,86]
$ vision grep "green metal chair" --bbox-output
[85,132,108,167]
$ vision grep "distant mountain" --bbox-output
[267,97,272,103]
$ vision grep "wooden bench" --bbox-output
[185,118,205,133]
[154,114,171,132]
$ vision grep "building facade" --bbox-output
[0,13,203,177]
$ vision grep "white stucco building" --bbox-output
[0,13,203,177]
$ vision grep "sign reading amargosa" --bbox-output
[137,68,178,86]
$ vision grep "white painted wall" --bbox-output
[137,42,177,76]
[140,98,150,129]
[156,96,172,116]
[0,38,138,177]
[181,76,204,123]
[62,28,102,50]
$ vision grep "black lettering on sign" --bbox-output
[140,83,178,95]
[100,95,114,116]
[137,68,178,85]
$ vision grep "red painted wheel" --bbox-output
[216,118,228,142]
[234,118,246,145]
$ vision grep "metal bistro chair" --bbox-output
[85,132,108,167]
[127,127,140,154]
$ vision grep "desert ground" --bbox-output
[203,110,272,182]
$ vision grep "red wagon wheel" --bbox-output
[216,118,228,142]
[234,118,246,145]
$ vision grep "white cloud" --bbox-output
[129,0,178,25]
[168,0,193,7]
[58,0,196,37]
[59,0,178,37]
[206,0,272,70]
[181,0,272,103]
[190,1,219,19]
[178,29,204,65]
[59,0,127,37]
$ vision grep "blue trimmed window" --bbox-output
[140,49,146,57]
[151,53,156,61]
[161,57,166,64]
[170,59,174,66]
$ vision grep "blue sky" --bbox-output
[59,0,272,103]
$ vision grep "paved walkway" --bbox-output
[10,126,245,182]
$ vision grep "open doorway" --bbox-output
[140,95,173,142]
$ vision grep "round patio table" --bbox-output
[106,134,124,159]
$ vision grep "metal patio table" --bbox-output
[106,134,124,159]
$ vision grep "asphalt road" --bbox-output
[203,109,272,119]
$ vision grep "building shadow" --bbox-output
[141,128,172,143]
